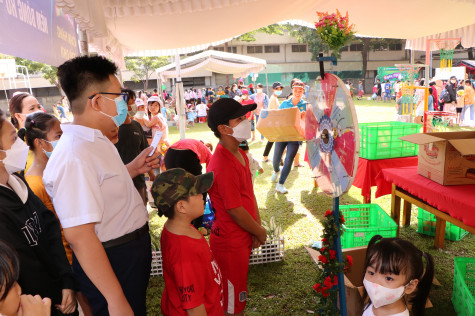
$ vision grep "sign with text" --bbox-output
[0,0,79,66]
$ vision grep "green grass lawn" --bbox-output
[146,99,475,315]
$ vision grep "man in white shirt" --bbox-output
[43,56,159,316]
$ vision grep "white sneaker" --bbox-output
[275,183,288,194]
[271,171,279,182]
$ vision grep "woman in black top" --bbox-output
[0,109,76,315]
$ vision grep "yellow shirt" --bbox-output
[25,175,73,264]
[464,86,475,105]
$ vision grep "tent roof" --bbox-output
[156,50,266,81]
[57,0,475,67]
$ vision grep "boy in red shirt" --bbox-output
[206,98,267,315]
[151,168,224,316]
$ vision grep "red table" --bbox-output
[376,166,475,248]
[352,157,418,203]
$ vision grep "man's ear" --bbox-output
[89,93,102,111]
[404,279,419,295]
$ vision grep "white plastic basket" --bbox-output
[150,250,163,276]
[150,237,285,277]
[249,237,285,265]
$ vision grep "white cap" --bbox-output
[148,96,163,106]
[135,99,144,106]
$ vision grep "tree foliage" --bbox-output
[125,56,170,91]
[237,24,288,42]
[0,54,61,94]
[287,25,331,61]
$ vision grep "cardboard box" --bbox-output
[256,107,305,142]
[305,246,435,316]
[400,131,475,185]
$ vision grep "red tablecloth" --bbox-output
[352,157,418,200]
[376,166,475,228]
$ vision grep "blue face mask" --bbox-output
[274,90,283,96]
[41,139,59,158]
[100,95,128,127]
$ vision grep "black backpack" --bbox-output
[442,90,451,103]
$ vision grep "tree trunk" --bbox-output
[468,47,474,60]
[361,38,370,82]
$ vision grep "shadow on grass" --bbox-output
[261,187,307,234]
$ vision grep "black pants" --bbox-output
[263,141,274,157]
[72,231,152,316]
[164,148,205,228]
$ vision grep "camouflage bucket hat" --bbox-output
[151,168,214,214]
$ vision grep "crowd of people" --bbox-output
[0,55,436,316]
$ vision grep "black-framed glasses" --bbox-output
[88,92,127,100]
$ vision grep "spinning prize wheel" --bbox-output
[305,73,359,197]
[305,72,359,316]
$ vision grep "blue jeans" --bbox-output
[462,104,474,121]
[255,114,264,140]
[273,141,300,185]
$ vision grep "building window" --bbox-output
[213,46,237,53]
[247,46,263,54]
[264,45,280,53]
[292,44,307,53]
[339,46,349,52]
[389,43,402,51]
[350,43,363,51]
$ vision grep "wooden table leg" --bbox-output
[402,201,412,227]
[363,195,371,204]
[435,218,446,249]
[391,184,401,236]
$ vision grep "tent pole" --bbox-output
[265,66,269,96]
[176,53,186,140]
[78,28,89,56]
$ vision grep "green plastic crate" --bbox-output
[417,208,469,241]
[359,121,420,160]
[340,204,398,249]
[452,257,475,316]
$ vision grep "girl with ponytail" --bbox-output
[362,235,434,316]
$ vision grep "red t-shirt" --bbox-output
[206,144,256,250]
[160,227,224,316]
[241,98,255,120]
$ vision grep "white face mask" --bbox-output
[257,88,263,94]
[0,138,30,175]
[135,111,146,119]
[363,277,407,308]
[227,120,251,142]
[128,103,137,117]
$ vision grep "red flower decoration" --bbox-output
[318,255,329,264]
[329,249,336,260]
[321,238,329,245]
[324,210,333,217]
[322,290,330,298]
[333,275,338,286]
[313,283,321,292]
[323,276,333,288]
[340,214,346,223]
[346,255,353,266]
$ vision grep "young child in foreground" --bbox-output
[363,235,434,316]
[151,168,223,316]
[0,240,51,316]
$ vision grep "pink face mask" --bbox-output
[363,277,407,308]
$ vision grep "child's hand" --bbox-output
[258,168,264,175]
[18,295,51,316]
[56,289,76,314]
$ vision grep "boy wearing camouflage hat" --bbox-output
[151,168,224,316]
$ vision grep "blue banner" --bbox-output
[0,0,79,66]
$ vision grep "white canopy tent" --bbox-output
[57,0,475,68]
[156,50,267,82]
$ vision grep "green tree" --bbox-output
[237,24,288,42]
[287,25,330,61]
[125,56,170,91]
[0,54,61,94]
[356,38,404,81]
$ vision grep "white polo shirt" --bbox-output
[43,124,148,242]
